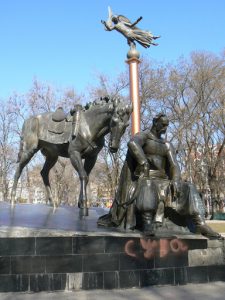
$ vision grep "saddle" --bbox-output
[52,107,67,122]
[41,106,81,144]
[48,107,69,135]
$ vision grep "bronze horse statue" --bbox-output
[11,96,132,216]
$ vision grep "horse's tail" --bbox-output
[17,129,24,163]
[17,120,26,162]
[17,116,39,162]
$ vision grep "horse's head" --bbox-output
[109,97,132,153]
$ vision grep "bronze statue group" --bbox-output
[98,113,222,239]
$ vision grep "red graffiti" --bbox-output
[124,240,137,257]
[140,239,158,259]
[125,238,188,259]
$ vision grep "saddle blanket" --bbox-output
[38,113,73,144]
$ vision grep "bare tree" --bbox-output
[134,52,225,214]
[0,100,18,200]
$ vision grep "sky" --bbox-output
[0,0,224,99]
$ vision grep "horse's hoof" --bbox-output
[79,207,89,217]
[47,200,54,207]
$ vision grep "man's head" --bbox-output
[112,16,119,24]
[152,113,169,137]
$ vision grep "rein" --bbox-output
[77,132,97,150]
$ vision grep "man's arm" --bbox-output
[101,20,114,31]
[165,142,181,180]
[128,132,149,166]
[165,142,181,196]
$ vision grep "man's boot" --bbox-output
[191,214,222,239]
[155,200,165,224]
[142,211,154,236]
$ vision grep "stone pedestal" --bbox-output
[0,202,224,292]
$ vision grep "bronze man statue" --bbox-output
[98,113,221,239]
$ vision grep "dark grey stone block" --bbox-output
[185,238,207,250]
[49,273,67,291]
[0,257,10,274]
[155,252,188,268]
[104,271,119,289]
[30,274,50,292]
[187,266,209,283]
[46,255,82,273]
[119,252,153,270]
[0,238,35,256]
[36,237,72,255]
[140,268,174,287]
[0,275,29,292]
[83,253,119,272]
[74,236,105,254]
[82,272,103,290]
[119,270,140,288]
[208,265,225,282]
[174,267,188,285]
[11,256,45,274]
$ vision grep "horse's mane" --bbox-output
[84,96,119,111]
[82,96,132,118]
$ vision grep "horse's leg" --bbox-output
[40,155,58,207]
[84,154,98,175]
[69,149,88,216]
[84,154,98,207]
[11,117,39,205]
[11,148,38,205]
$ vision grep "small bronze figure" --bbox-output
[98,114,221,239]
[11,96,132,216]
[101,7,160,49]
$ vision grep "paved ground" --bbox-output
[0,282,225,300]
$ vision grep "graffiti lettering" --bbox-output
[124,238,188,259]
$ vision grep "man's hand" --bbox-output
[141,161,150,177]
[172,180,181,198]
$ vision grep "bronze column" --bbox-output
[126,48,141,135]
